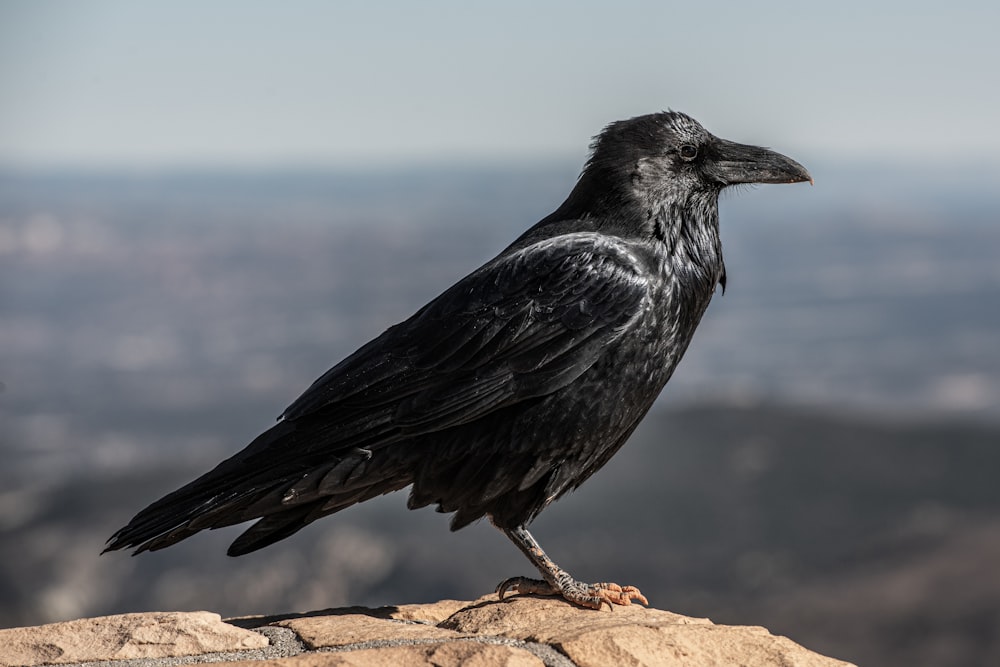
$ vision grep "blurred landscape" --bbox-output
[1,162,999,667]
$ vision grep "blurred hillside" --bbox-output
[1,163,999,666]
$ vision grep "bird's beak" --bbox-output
[706,139,813,186]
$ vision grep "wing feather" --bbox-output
[104,233,653,555]
[281,233,650,432]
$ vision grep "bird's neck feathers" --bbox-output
[505,166,641,250]
[510,163,727,296]
[649,194,727,293]
[544,165,648,232]
[650,192,721,258]
[554,164,724,266]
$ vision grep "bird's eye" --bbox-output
[679,144,698,161]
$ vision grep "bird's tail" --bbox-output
[102,419,411,556]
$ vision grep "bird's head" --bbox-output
[521,111,811,251]
[585,111,812,210]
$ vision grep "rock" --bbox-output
[440,596,853,667]
[383,598,472,624]
[0,597,855,667]
[226,598,471,629]
[440,595,711,640]
[218,641,544,667]
[274,612,467,649]
[0,610,268,666]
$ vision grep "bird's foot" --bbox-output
[496,575,648,610]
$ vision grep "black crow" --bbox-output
[104,111,811,609]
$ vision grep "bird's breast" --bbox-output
[611,249,720,397]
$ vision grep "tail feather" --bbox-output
[226,477,408,557]
[103,421,307,555]
[226,502,322,557]
[103,419,417,556]
[132,525,201,554]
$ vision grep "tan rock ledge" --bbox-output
[0,596,856,667]
[0,611,268,666]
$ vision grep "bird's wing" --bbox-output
[279,232,651,437]
[102,233,654,556]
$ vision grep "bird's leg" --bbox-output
[495,524,648,610]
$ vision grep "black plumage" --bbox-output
[104,111,811,609]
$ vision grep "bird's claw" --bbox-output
[496,576,556,600]
[592,581,649,608]
[496,576,647,610]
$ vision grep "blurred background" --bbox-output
[2,2,999,666]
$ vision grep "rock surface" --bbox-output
[0,597,856,667]
[218,643,545,667]
[0,611,268,666]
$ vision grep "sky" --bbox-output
[1,1,999,168]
